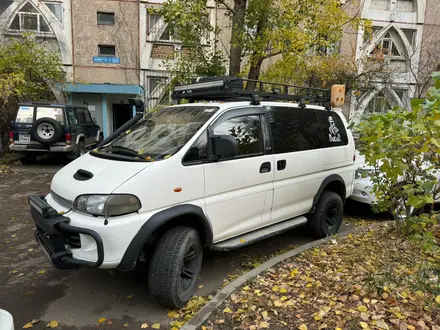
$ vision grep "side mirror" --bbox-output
[210,135,238,161]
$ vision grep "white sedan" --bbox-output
[349,151,377,205]
[349,151,440,215]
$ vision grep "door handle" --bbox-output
[277,160,287,171]
[260,162,271,173]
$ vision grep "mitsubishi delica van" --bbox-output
[28,77,355,308]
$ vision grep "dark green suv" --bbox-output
[9,102,103,164]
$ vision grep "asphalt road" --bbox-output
[0,161,382,329]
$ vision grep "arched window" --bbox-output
[365,92,391,114]
[8,2,52,34]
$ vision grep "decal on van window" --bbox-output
[328,116,342,143]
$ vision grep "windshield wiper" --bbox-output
[106,146,146,160]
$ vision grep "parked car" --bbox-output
[9,102,103,164]
[28,78,356,308]
[0,309,14,330]
[350,151,440,216]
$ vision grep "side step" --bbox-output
[212,216,308,251]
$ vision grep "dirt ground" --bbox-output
[0,165,382,329]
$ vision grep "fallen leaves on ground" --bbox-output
[141,323,148,328]
[46,320,58,328]
[151,323,160,329]
[22,323,33,329]
[201,224,440,329]
[98,317,106,324]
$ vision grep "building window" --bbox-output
[402,29,416,46]
[371,32,401,57]
[44,2,63,23]
[147,13,172,41]
[97,12,115,25]
[98,45,116,56]
[396,0,415,12]
[8,2,51,33]
[366,92,392,114]
[370,0,389,10]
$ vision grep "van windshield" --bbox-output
[100,106,219,161]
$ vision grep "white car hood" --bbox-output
[50,153,150,201]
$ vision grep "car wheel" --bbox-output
[75,140,86,158]
[31,118,63,145]
[307,191,343,239]
[19,154,37,165]
[148,226,203,308]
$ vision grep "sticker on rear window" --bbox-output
[328,116,342,143]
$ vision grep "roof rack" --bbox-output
[172,76,343,108]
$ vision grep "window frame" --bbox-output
[8,5,52,34]
[97,12,115,25]
[98,44,116,56]
[182,107,269,166]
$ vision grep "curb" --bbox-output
[181,225,376,330]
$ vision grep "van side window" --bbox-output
[183,131,208,163]
[268,107,325,153]
[213,115,263,157]
[316,111,348,147]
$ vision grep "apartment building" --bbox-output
[341,0,440,123]
[0,0,439,135]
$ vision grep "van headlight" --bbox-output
[73,194,141,217]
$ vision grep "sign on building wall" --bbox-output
[93,56,121,64]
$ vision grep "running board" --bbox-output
[212,216,308,251]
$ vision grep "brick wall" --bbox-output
[151,44,174,60]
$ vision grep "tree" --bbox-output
[358,72,440,231]
[0,33,65,135]
[159,0,364,87]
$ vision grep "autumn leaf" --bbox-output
[46,320,58,328]
[141,323,148,328]
[30,320,39,325]
[243,286,250,291]
[357,305,368,312]
[223,307,232,313]
[272,286,279,292]
[122,323,129,328]
[298,324,308,330]
[359,321,369,329]
[167,310,180,318]
[435,295,440,304]
[279,288,287,293]
[37,270,45,275]
[22,323,33,329]
[126,294,133,299]
[98,317,106,324]
[259,321,270,328]
[151,324,161,329]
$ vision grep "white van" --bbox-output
[29,77,355,308]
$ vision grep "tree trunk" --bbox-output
[229,0,247,76]
[246,57,263,90]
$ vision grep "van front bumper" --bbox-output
[29,195,104,269]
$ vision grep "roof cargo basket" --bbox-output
[172,76,344,108]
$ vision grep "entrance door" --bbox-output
[113,104,133,131]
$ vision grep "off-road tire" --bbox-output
[308,191,343,239]
[148,226,203,308]
[19,154,37,165]
[31,118,63,145]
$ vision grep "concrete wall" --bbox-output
[71,0,139,85]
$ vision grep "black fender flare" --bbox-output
[310,174,346,213]
[117,204,213,272]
